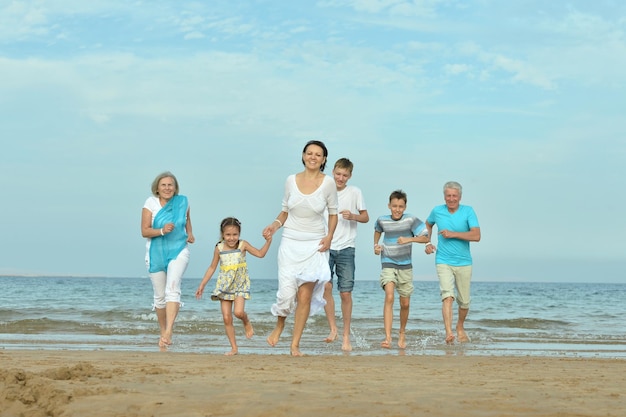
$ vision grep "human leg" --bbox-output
[149,271,168,348]
[161,250,189,344]
[323,281,338,342]
[457,307,470,342]
[442,297,455,344]
[291,281,315,356]
[382,283,395,348]
[266,316,286,347]
[340,291,353,351]
[233,296,253,339]
[335,247,355,351]
[395,269,413,349]
[398,296,410,349]
[220,300,238,355]
[454,265,473,342]
[436,264,457,344]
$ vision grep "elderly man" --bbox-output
[425,181,481,344]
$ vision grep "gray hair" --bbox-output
[443,181,462,195]
[151,171,180,197]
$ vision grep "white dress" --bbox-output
[271,174,338,317]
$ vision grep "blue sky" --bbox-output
[2,1,624,282]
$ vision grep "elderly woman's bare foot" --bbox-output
[224,349,238,356]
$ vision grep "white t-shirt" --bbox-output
[331,185,367,251]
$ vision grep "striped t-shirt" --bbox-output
[374,214,427,269]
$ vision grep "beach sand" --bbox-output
[1,349,624,417]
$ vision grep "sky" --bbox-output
[1,0,625,283]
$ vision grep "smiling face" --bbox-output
[388,198,407,220]
[302,143,327,172]
[221,225,241,249]
[157,177,176,202]
[444,187,462,213]
[332,167,352,191]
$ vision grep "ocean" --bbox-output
[1,276,624,358]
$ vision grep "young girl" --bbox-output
[195,217,272,355]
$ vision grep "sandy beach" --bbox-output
[1,350,624,417]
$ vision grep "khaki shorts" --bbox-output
[436,264,472,309]
[379,267,413,297]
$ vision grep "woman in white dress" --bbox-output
[263,140,338,356]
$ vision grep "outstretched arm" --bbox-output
[195,246,220,299]
[263,211,287,240]
[242,237,273,258]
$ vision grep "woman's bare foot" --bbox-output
[224,349,238,356]
[324,329,338,343]
[381,338,392,349]
[244,321,254,339]
[398,331,407,349]
[266,327,282,347]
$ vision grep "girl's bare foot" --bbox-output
[244,321,254,339]
[398,331,407,349]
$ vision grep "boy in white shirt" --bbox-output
[323,158,369,351]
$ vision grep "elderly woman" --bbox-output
[263,140,338,356]
[141,171,195,349]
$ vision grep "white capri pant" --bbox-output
[146,247,190,309]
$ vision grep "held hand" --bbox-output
[195,288,203,299]
[262,225,275,240]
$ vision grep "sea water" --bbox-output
[1,276,624,358]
